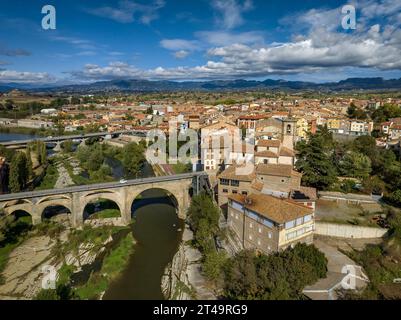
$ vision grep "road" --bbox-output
[0,172,207,202]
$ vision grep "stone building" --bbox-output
[227,193,314,254]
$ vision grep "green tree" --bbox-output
[8,152,29,192]
[202,250,227,282]
[340,151,371,179]
[187,192,220,253]
[61,140,74,153]
[224,244,327,300]
[25,148,33,180]
[121,142,145,177]
[295,131,337,189]
[86,145,104,171]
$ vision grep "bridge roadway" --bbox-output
[0,172,207,202]
[0,130,148,147]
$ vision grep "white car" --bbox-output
[119,179,127,184]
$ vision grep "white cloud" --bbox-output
[0,70,53,83]
[174,50,190,59]
[211,0,253,30]
[0,46,30,57]
[87,0,165,24]
[160,39,200,51]
[196,30,264,46]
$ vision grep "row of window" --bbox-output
[285,225,314,241]
[229,211,273,239]
[248,234,272,251]
[222,189,248,195]
[220,179,240,186]
[284,214,313,229]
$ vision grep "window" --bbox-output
[232,190,238,194]
[249,234,253,240]
[222,189,228,193]
[249,222,253,228]
[268,232,272,239]
[264,159,268,164]
[304,214,312,222]
[231,201,244,212]
[220,178,229,186]
[296,217,304,226]
[257,239,261,246]
[258,227,262,234]
[242,191,248,195]
[235,214,239,220]
[285,220,295,229]
[231,180,240,187]
[267,245,271,251]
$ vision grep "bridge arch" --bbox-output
[83,198,122,221]
[41,204,72,225]
[81,191,124,221]
[130,188,180,218]
[37,195,72,205]
[126,182,190,220]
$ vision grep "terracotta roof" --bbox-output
[290,187,317,201]
[218,165,256,181]
[279,146,295,157]
[257,139,281,147]
[255,150,278,158]
[256,163,300,177]
[237,115,268,120]
[228,193,312,224]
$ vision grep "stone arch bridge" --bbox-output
[0,173,209,227]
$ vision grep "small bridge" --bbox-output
[0,172,209,227]
[0,130,149,148]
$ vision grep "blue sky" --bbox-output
[0,0,401,84]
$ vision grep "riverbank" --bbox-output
[0,220,135,300]
[161,224,216,300]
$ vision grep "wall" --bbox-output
[315,222,387,239]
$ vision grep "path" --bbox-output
[303,237,369,300]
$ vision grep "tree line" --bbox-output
[295,126,401,203]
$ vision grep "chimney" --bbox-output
[244,196,253,205]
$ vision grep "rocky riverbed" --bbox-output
[0,222,122,300]
[161,224,216,300]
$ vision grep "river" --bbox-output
[84,154,183,299]
[0,132,38,142]
[1,132,183,299]
[103,189,184,300]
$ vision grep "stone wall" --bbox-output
[315,222,387,239]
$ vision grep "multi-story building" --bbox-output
[227,193,314,254]
[254,140,294,165]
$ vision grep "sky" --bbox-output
[0,0,401,84]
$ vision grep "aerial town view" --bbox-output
[0,0,401,308]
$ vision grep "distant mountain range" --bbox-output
[1,77,401,93]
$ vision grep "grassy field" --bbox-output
[315,199,383,227]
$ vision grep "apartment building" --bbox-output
[227,193,314,255]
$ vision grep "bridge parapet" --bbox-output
[0,173,205,227]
